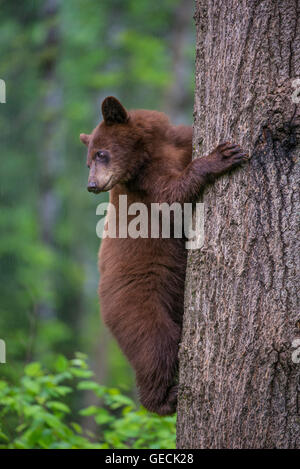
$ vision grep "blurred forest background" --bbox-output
[0,0,194,447]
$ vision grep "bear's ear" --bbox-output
[80,133,91,146]
[102,96,129,125]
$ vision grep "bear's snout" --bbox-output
[87,181,100,193]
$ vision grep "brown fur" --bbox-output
[80,97,248,415]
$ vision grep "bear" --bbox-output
[80,96,248,415]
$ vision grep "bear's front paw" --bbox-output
[215,141,249,167]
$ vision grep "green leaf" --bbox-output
[0,432,9,442]
[24,362,42,377]
[70,422,82,434]
[79,406,99,417]
[69,368,93,378]
[54,355,69,373]
[22,377,41,395]
[46,401,70,413]
[94,408,114,425]
[77,380,103,392]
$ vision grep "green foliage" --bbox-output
[0,0,194,382]
[0,354,176,449]
[0,0,193,448]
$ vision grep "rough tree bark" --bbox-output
[177,0,300,449]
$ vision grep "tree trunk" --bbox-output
[39,0,61,249]
[28,0,62,360]
[163,0,194,125]
[177,0,300,449]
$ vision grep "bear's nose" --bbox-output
[87,181,100,193]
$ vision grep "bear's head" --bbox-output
[80,96,152,193]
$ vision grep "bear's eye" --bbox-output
[95,150,109,162]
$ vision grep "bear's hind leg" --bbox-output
[102,278,182,415]
[133,314,181,416]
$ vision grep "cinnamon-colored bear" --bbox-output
[80,97,248,415]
